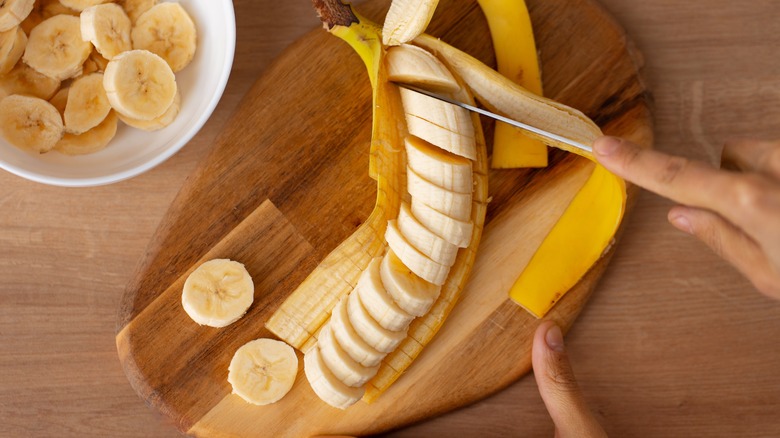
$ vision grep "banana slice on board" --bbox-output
[0,26,27,75]
[355,257,414,332]
[397,202,458,267]
[0,94,63,153]
[0,62,60,100]
[59,0,111,12]
[228,338,298,406]
[131,2,196,72]
[405,135,472,194]
[407,166,472,222]
[64,72,111,134]
[386,219,449,286]
[103,49,176,120]
[304,344,364,410]
[386,43,458,93]
[317,322,378,388]
[181,258,254,328]
[118,88,179,131]
[381,0,438,46]
[411,198,473,248]
[120,0,157,24]
[346,286,407,354]
[329,295,385,368]
[54,110,117,155]
[80,3,131,60]
[23,14,91,80]
[379,250,440,317]
[0,0,34,32]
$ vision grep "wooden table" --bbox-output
[2,0,779,436]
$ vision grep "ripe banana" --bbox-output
[49,86,69,114]
[23,14,91,80]
[329,294,385,368]
[103,49,177,120]
[385,220,449,286]
[58,0,110,12]
[405,135,472,194]
[227,338,298,406]
[0,94,63,153]
[54,110,117,155]
[304,344,364,410]
[64,73,111,134]
[386,44,458,93]
[0,0,34,32]
[397,202,458,267]
[381,0,438,46]
[117,88,180,131]
[80,3,132,60]
[379,249,440,317]
[355,257,414,332]
[181,259,254,328]
[406,166,472,222]
[120,0,156,24]
[0,26,26,75]
[410,198,473,248]
[346,288,407,354]
[20,7,42,35]
[131,2,196,72]
[317,322,379,387]
[0,62,60,100]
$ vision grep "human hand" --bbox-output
[532,321,606,437]
[593,137,780,299]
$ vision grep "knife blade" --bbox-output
[395,84,593,154]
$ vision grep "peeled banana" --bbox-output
[80,3,132,60]
[0,62,60,100]
[405,135,472,194]
[120,0,156,24]
[59,0,111,12]
[64,73,111,134]
[329,294,385,368]
[304,344,364,410]
[397,202,458,266]
[131,2,196,72]
[0,94,63,153]
[181,259,254,328]
[23,14,91,80]
[386,44,458,93]
[379,249,440,317]
[103,49,177,121]
[117,89,180,131]
[318,323,379,387]
[0,26,26,75]
[355,257,414,332]
[382,0,439,46]
[0,0,34,32]
[227,338,298,406]
[410,198,473,248]
[386,220,449,286]
[406,166,472,222]
[54,110,117,155]
[400,87,476,160]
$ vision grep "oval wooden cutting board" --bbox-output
[115,0,652,436]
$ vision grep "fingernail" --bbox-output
[594,136,623,156]
[669,214,693,234]
[545,324,565,353]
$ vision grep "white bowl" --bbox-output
[0,0,236,187]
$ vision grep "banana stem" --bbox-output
[311,0,359,29]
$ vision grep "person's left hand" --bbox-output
[532,321,607,437]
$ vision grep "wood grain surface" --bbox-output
[1,1,779,437]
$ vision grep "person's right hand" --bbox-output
[593,137,780,299]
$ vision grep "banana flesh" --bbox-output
[346,288,407,354]
[48,87,69,114]
[64,72,111,134]
[103,49,177,121]
[227,338,298,406]
[181,259,254,328]
[410,198,473,248]
[117,89,180,131]
[0,62,60,100]
[355,257,414,331]
[406,166,472,222]
[405,135,472,193]
[0,26,26,75]
[59,0,111,12]
[23,15,91,80]
[0,0,34,32]
[382,0,439,46]
[80,3,132,60]
[329,295,385,368]
[0,94,63,153]
[397,202,458,266]
[54,110,117,155]
[386,44,458,93]
[131,2,196,73]
[304,344,364,410]
[318,323,379,387]
[379,249,440,317]
[120,0,156,24]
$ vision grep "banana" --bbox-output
[131,2,196,72]
[397,202,458,267]
[41,0,79,18]
[23,15,91,80]
[379,250,440,317]
[0,94,63,153]
[54,109,117,155]
[410,198,473,248]
[58,0,110,12]
[317,322,378,387]
[0,26,25,75]
[20,8,42,35]
[346,290,406,354]
[227,338,298,406]
[48,86,69,114]
[386,44,458,93]
[80,3,131,60]
[381,0,438,46]
[81,57,99,76]
[400,88,476,160]
[63,72,110,134]
[120,0,156,24]
[117,88,179,131]
[385,220,449,286]
[329,295,385,368]
[0,62,60,100]
[407,166,472,222]
[103,49,176,120]
[89,48,108,70]
[0,0,34,32]
[304,344,364,410]
[181,258,254,328]
[405,135,472,194]
[355,257,413,332]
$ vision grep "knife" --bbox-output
[395,84,593,154]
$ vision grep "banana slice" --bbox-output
[386,220,449,286]
[54,109,117,155]
[23,15,91,80]
[80,3,131,60]
[63,73,111,134]
[317,322,378,387]
[0,27,26,75]
[386,44,458,93]
[405,135,472,194]
[379,250,440,317]
[49,87,69,115]
[399,86,476,160]
[103,49,176,120]
[228,338,298,406]
[0,94,63,153]
[20,8,42,35]
[120,0,156,24]
[58,0,111,12]
[381,0,438,46]
[355,257,414,332]
[407,166,472,222]
[411,198,473,248]
[397,202,458,267]
[304,344,363,410]
[41,0,79,18]
[131,2,196,72]
[347,284,407,353]
[0,0,34,32]
[181,258,254,328]
[329,295,385,368]
[89,48,108,70]
[0,62,61,100]
[118,88,179,131]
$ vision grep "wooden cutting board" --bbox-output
[115,0,652,436]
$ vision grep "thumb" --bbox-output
[532,321,606,438]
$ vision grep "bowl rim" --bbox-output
[0,0,237,188]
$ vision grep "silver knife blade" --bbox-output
[396,84,592,154]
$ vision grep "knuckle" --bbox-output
[732,177,768,210]
[620,143,643,170]
[545,354,580,391]
[656,156,689,186]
